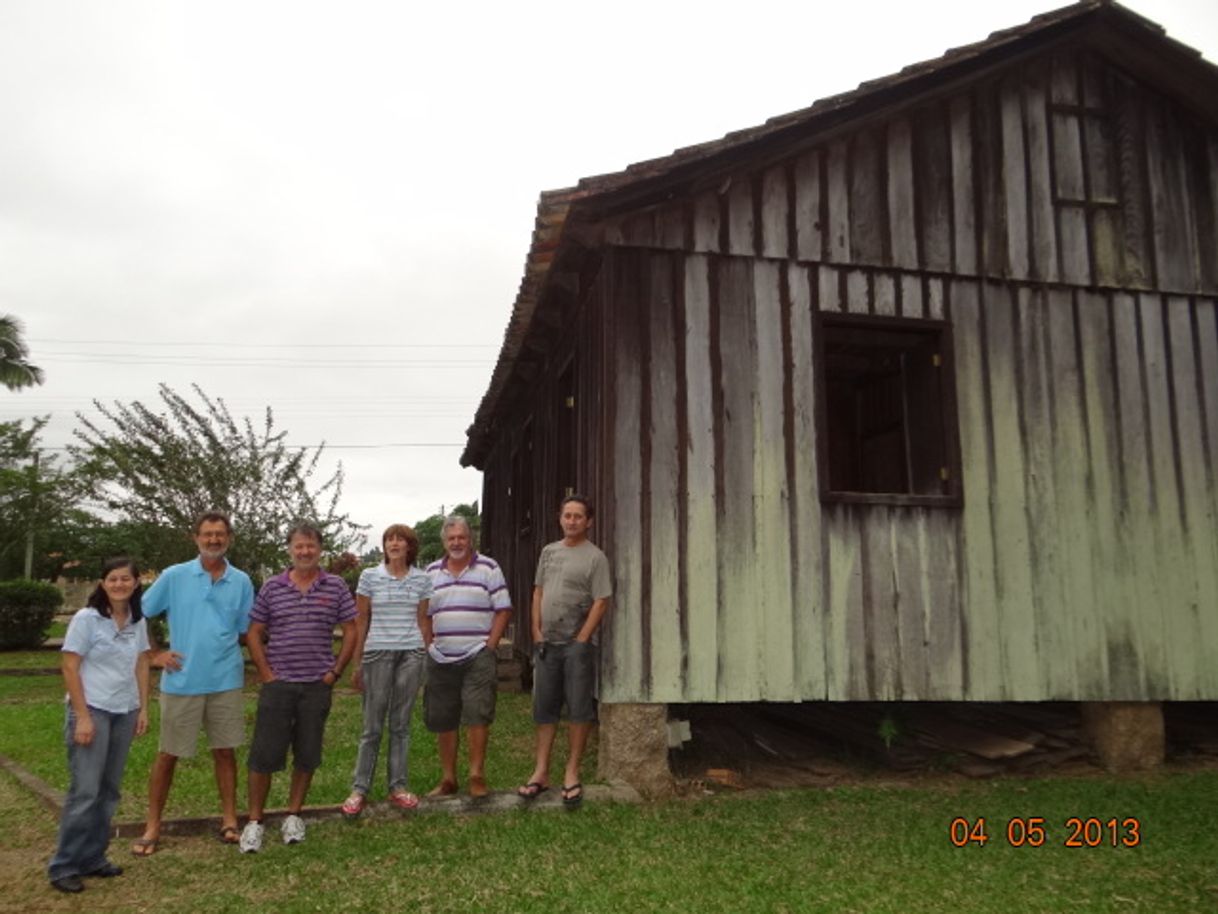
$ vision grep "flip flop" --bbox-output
[468,775,489,799]
[341,793,367,817]
[561,783,584,809]
[131,837,159,857]
[427,780,459,797]
[217,825,240,845]
[517,781,549,800]
[389,791,419,810]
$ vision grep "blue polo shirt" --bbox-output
[142,556,254,695]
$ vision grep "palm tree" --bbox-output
[0,315,45,390]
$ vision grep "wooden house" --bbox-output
[460,0,1218,783]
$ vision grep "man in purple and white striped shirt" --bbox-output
[420,515,511,799]
[240,524,357,853]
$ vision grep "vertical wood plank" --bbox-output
[1076,292,1144,698]
[950,95,978,274]
[1014,288,1075,699]
[604,249,644,700]
[987,285,1040,698]
[846,270,869,314]
[727,176,754,258]
[647,253,682,700]
[915,105,953,273]
[1139,293,1195,697]
[794,150,824,262]
[1001,78,1030,280]
[977,83,1008,277]
[715,257,760,697]
[950,280,1002,698]
[818,265,841,311]
[862,509,901,699]
[655,201,687,250]
[926,278,945,320]
[761,164,789,259]
[1166,296,1217,695]
[1114,80,1152,287]
[682,255,720,700]
[788,264,826,698]
[922,508,963,698]
[828,140,851,263]
[1111,293,1171,695]
[887,117,918,269]
[1023,66,1059,282]
[753,261,796,698]
[850,128,886,265]
[893,509,930,699]
[823,503,865,699]
[692,190,720,254]
[901,274,924,317]
[1146,106,1200,293]
[874,273,896,316]
[1046,289,1105,697]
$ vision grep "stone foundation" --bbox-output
[1081,701,1164,771]
[597,702,674,798]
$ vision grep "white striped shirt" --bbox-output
[356,564,432,651]
[425,552,511,664]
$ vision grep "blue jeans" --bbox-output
[351,649,425,794]
[48,706,138,880]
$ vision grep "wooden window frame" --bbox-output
[814,311,963,508]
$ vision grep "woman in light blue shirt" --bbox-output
[342,524,433,815]
[48,557,151,894]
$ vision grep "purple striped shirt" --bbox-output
[425,552,511,664]
[250,569,357,682]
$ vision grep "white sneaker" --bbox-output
[239,821,264,854]
[281,814,306,845]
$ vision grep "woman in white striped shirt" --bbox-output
[342,524,433,815]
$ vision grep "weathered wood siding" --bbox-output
[610,50,1218,297]
[480,44,1218,702]
[598,249,1218,702]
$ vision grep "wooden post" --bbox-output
[1081,702,1165,771]
[597,703,674,798]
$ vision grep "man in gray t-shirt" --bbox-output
[517,495,611,809]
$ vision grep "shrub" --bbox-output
[0,579,63,649]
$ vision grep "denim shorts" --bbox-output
[531,640,597,724]
[247,680,332,773]
[423,650,497,732]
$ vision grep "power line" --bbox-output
[31,338,500,349]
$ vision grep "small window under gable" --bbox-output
[816,313,962,506]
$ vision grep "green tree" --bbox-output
[414,502,480,566]
[0,315,45,391]
[0,417,79,579]
[72,383,366,575]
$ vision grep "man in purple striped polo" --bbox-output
[420,515,511,799]
[239,524,357,853]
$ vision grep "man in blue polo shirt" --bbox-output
[131,512,254,856]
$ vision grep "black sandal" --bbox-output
[561,783,583,809]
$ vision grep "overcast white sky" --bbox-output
[2,0,1215,553]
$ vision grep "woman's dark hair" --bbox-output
[85,556,144,622]
[382,524,420,567]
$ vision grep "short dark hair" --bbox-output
[286,522,323,546]
[193,511,232,535]
[560,494,594,519]
[86,556,144,622]
[382,524,420,566]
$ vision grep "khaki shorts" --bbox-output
[158,688,246,758]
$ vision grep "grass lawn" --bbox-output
[3,656,1217,912]
[0,663,545,821]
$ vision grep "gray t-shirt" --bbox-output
[534,539,613,642]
